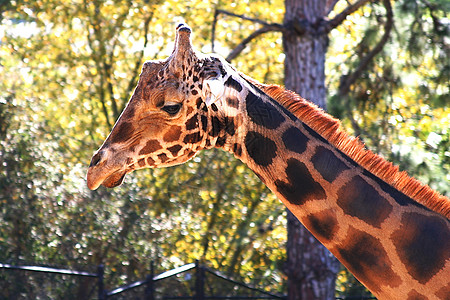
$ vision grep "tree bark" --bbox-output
[283,0,340,299]
[283,0,329,109]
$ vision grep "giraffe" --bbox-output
[86,24,450,299]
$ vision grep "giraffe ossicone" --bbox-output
[87,24,450,300]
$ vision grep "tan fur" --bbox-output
[252,81,450,219]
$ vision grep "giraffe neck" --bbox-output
[212,77,450,300]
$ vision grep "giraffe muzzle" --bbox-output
[86,149,128,190]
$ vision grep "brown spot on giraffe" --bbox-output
[163,125,182,142]
[274,158,326,205]
[138,158,146,167]
[311,146,350,182]
[392,212,450,284]
[224,76,243,92]
[139,140,162,156]
[210,116,222,137]
[158,153,169,163]
[337,175,393,228]
[109,122,134,144]
[435,283,450,299]
[232,143,242,157]
[167,145,183,157]
[244,131,277,167]
[302,209,339,242]
[224,117,235,136]
[337,226,402,294]
[146,157,155,166]
[282,126,309,154]
[185,114,199,130]
[226,96,239,109]
[183,131,202,144]
[407,290,429,300]
[245,91,285,129]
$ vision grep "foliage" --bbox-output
[0,0,448,298]
[326,0,449,196]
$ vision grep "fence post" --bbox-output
[98,264,105,300]
[195,260,205,300]
[145,260,155,300]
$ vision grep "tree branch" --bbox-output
[324,0,340,16]
[338,0,393,96]
[105,3,132,118]
[337,0,393,139]
[215,9,275,27]
[83,0,112,127]
[212,9,284,61]
[226,25,283,62]
[122,11,154,108]
[211,8,219,53]
[326,0,372,31]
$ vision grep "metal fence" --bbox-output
[0,261,285,300]
[1,261,377,299]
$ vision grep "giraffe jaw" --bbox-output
[86,167,127,190]
[101,170,127,188]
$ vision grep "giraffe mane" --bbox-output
[249,80,450,219]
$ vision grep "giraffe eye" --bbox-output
[162,103,182,115]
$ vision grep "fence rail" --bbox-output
[0,263,98,277]
[107,262,197,297]
[203,267,284,299]
[1,262,105,299]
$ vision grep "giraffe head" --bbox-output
[87,24,244,190]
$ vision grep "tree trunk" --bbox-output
[283,0,340,299]
[284,0,329,108]
[285,211,339,300]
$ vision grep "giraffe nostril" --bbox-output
[90,151,103,167]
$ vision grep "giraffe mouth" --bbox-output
[86,167,127,190]
[101,170,127,188]
[86,149,132,190]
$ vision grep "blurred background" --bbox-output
[0,0,448,299]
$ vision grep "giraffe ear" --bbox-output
[203,78,225,106]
